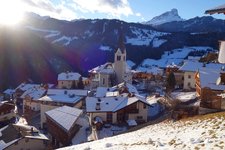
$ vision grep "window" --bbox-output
[106,112,113,123]
[188,82,191,86]
[143,104,147,109]
[103,78,105,85]
[137,116,143,120]
[188,75,191,79]
[117,56,121,61]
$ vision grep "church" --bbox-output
[89,34,132,88]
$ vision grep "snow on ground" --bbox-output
[137,46,213,74]
[126,60,136,69]
[72,126,88,145]
[152,38,167,48]
[83,30,95,39]
[98,125,127,139]
[60,112,225,150]
[52,36,78,46]
[99,45,112,51]
[170,92,196,102]
[126,27,168,46]
[26,26,60,38]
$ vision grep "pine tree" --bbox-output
[77,76,84,89]
[166,71,176,92]
[71,80,77,89]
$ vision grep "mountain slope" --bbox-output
[60,112,225,150]
[0,26,73,90]
[154,16,225,32]
[145,9,184,26]
[22,13,225,66]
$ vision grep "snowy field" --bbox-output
[60,112,225,150]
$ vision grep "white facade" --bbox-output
[99,73,112,87]
[89,102,149,124]
[183,71,196,90]
[114,48,126,84]
[219,41,225,64]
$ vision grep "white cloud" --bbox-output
[11,0,135,21]
[71,0,134,18]
[20,0,78,20]
[135,12,141,17]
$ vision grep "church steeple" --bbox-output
[114,29,127,84]
[115,29,126,54]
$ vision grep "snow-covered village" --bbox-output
[0,1,225,150]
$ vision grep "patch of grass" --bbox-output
[181,111,225,123]
[211,134,217,139]
[169,139,176,146]
[208,130,215,135]
[200,143,205,147]
[194,146,200,150]
[215,144,224,149]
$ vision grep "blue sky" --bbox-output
[2,0,225,23]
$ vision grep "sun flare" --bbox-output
[0,1,24,26]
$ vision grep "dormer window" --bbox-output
[117,56,121,61]
[96,103,101,110]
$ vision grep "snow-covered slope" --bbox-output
[125,26,168,46]
[146,9,184,26]
[59,112,225,150]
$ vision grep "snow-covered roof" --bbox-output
[20,88,46,100]
[38,89,87,104]
[15,83,54,92]
[3,89,15,95]
[113,82,139,94]
[15,83,40,91]
[179,61,225,72]
[199,68,225,91]
[95,83,138,98]
[47,89,88,97]
[89,62,131,75]
[38,95,82,104]
[95,87,114,98]
[170,92,197,102]
[147,96,163,105]
[89,62,114,74]
[86,94,150,113]
[45,106,83,132]
[205,4,225,14]
[136,66,163,75]
[58,72,81,81]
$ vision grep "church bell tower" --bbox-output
[114,32,126,84]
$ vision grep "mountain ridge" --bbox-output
[145,8,185,26]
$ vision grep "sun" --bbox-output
[0,1,24,26]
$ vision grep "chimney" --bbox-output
[95,102,101,110]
